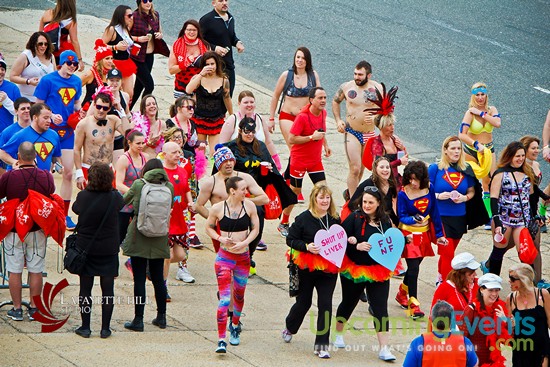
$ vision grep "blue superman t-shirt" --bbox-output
[34,71,81,126]
[1,126,61,170]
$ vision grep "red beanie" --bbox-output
[94,39,113,63]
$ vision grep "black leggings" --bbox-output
[403,258,423,298]
[131,53,155,110]
[336,275,390,332]
[226,67,235,97]
[79,275,115,330]
[285,269,337,348]
[130,257,165,317]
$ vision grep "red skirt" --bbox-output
[400,229,435,258]
[194,116,225,135]
[113,59,137,77]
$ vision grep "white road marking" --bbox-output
[534,86,550,94]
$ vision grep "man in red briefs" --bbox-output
[277,87,332,237]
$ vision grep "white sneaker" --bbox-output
[379,345,396,361]
[176,267,196,283]
[333,335,346,348]
[317,350,330,359]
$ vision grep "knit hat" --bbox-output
[94,39,113,63]
[213,146,235,170]
[59,50,78,65]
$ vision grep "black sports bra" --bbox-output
[219,201,250,233]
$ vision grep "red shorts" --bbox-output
[289,160,324,179]
[279,111,296,122]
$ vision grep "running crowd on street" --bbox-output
[0,0,549,366]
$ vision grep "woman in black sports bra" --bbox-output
[206,176,259,353]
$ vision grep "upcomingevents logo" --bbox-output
[32,279,70,332]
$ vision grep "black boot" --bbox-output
[124,316,144,332]
[152,312,166,329]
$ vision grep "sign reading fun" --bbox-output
[314,224,347,268]
[367,227,405,271]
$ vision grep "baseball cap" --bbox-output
[477,273,502,289]
[0,54,6,69]
[107,68,123,80]
[59,50,79,65]
[451,252,480,270]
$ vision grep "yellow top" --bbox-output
[469,116,494,135]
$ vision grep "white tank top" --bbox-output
[229,112,266,142]
[19,49,55,101]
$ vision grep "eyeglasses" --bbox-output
[185,28,198,32]
[142,0,152,3]
[65,61,79,67]
[172,135,183,141]
[126,14,133,18]
[37,42,48,47]
[509,275,520,282]
[364,186,379,193]
[95,105,111,111]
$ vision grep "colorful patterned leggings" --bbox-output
[215,249,250,339]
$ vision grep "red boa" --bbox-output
[472,300,512,367]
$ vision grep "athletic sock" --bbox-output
[281,213,290,224]
[64,200,70,216]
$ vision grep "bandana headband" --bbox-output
[471,87,487,95]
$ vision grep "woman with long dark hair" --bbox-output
[395,161,447,319]
[169,19,209,99]
[281,183,339,359]
[10,32,56,102]
[72,162,124,338]
[269,47,320,149]
[333,187,400,361]
[102,5,137,98]
[186,51,232,155]
[129,0,169,109]
[484,141,535,276]
[39,0,83,70]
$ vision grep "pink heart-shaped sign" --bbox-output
[314,224,347,268]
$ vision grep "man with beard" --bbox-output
[332,61,382,198]
[200,0,245,97]
[73,92,125,190]
[34,50,82,230]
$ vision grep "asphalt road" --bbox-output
[3,0,550,168]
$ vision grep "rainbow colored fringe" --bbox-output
[287,250,339,274]
[339,256,404,283]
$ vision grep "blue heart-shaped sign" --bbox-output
[367,227,405,271]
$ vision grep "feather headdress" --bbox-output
[363,83,398,116]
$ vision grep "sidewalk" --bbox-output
[0,8,547,367]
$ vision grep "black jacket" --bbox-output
[199,10,240,70]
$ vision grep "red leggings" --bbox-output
[437,237,461,280]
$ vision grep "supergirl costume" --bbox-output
[284,210,340,352]
[336,212,403,335]
[428,163,488,281]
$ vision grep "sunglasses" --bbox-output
[242,129,255,135]
[126,14,133,18]
[18,106,31,111]
[182,105,194,111]
[95,105,111,111]
[364,186,379,193]
[142,0,153,3]
[509,275,520,282]
[37,42,49,47]
[65,61,79,67]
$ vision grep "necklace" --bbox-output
[318,214,329,231]
[370,220,384,235]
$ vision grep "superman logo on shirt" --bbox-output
[35,142,53,161]
[444,171,464,189]
[57,87,77,106]
[413,198,429,214]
